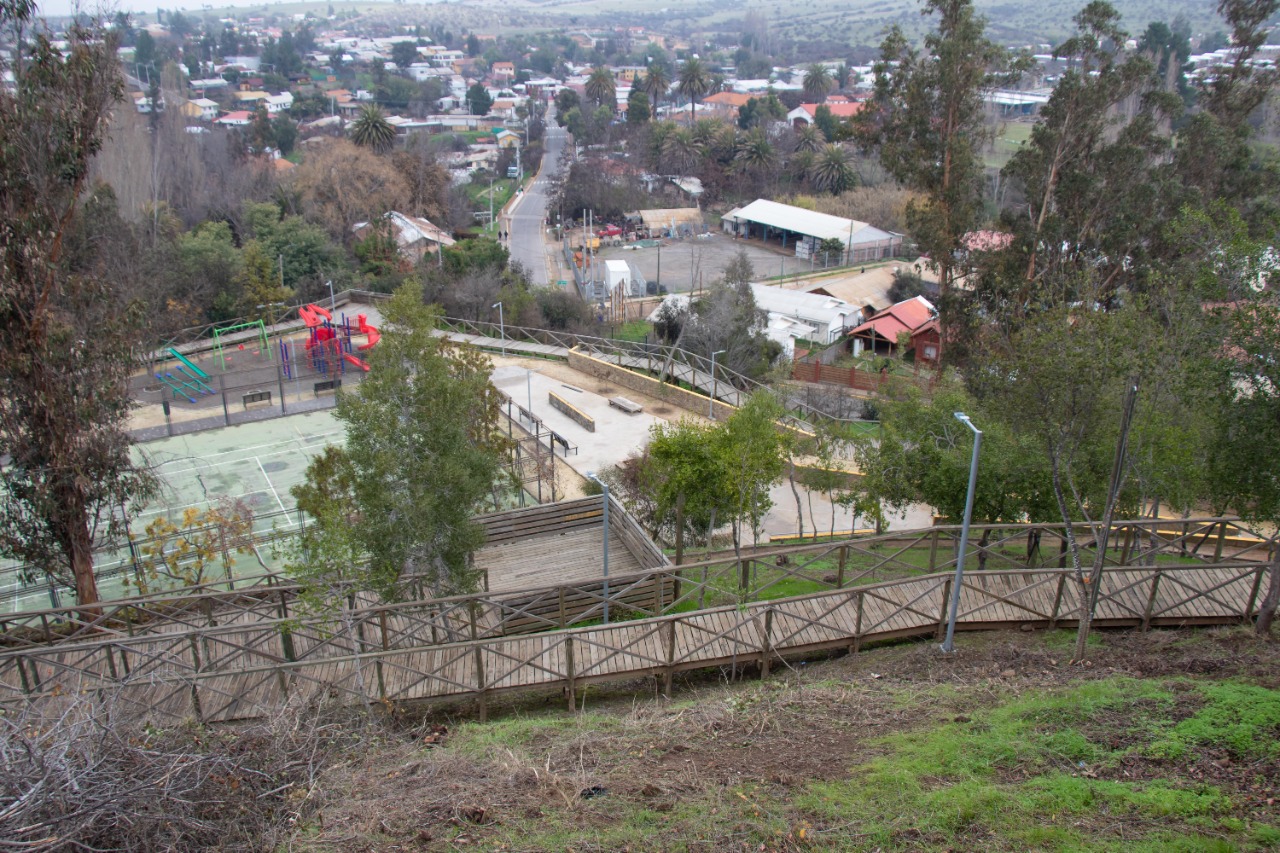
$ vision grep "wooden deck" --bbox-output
[0,561,1267,724]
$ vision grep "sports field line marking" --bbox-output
[151,440,337,478]
[257,455,288,514]
[131,489,274,521]
[146,432,343,469]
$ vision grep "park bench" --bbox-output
[608,396,643,414]
[314,379,342,396]
[242,390,272,409]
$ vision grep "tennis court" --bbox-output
[0,410,345,614]
[135,409,344,531]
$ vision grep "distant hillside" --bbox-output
[474,0,1256,53]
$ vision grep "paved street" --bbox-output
[505,115,567,287]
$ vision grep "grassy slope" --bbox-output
[296,626,1280,851]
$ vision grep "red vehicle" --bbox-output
[596,224,622,238]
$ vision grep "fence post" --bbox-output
[1141,571,1162,631]
[759,608,774,678]
[935,578,952,640]
[1119,525,1134,565]
[1245,565,1266,623]
[663,618,678,698]
[470,602,486,721]
[218,374,230,427]
[376,609,389,699]
[1049,574,1067,628]
[851,590,864,653]
[836,546,848,588]
[653,572,665,615]
[15,655,33,694]
[565,635,577,711]
[928,529,940,572]
[1213,523,1227,563]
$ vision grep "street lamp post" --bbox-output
[492,301,505,357]
[526,368,533,413]
[941,412,983,654]
[326,279,335,311]
[709,349,726,420]
[586,472,610,624]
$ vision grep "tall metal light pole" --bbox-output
[326,279,335,311]
[586,472,610,624]
[526,368,533,413]
[709,349,726,419]
[492,301,505,357]
[941,412,982,653]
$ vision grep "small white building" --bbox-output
[264,92,294,113]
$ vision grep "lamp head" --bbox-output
[954,412,969,423]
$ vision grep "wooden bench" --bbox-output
[608,396,643,414]
[548,391,595,432]
[314,379,342,396]
[242,390,272,409]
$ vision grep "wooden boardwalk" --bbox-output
[0,561,1267,724]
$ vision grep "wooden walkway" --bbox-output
[0,561,1267,724]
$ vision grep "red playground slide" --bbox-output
[299,304,379,371]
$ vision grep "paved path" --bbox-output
[505,114,568,287]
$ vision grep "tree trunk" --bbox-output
[69,513,101,618]
[674,492,685,566]
[787,458,804,539]
[1255,554,1280,634]
[977,528,991,570]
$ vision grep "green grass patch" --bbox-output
[795,677,1280,850]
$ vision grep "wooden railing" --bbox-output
[0,518,1272,722]
[1,560,1267,724]
[1,517,1266,649]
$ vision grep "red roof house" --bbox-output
[847,296,935,356]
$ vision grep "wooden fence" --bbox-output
[0,518,1271,723]
[0,562,1267,724]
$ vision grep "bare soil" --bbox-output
[293,626,1280,851]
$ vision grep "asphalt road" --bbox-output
[505,119,568,287]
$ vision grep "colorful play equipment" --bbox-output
[211,319,270,369]
[156,348,216,403]
[282,303,380,379]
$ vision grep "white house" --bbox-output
[264,92,294,113]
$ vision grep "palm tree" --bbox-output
[803,64,834,103]
[677,56,712,124]
[789,149,816,188]
[661,126,702,174]
[734,127,777,176]
[350,104,396,153]
[584,66,617,112]
[809,143,857,194]
[647,120,677,169]
[641,63,670,119]
[795,122,825,153]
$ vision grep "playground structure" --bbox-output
[138,303,383,437]
[153,348,217,404]
[283,304,380,379]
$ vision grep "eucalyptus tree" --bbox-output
[857,0,1023,299]
[0,5,156,611]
